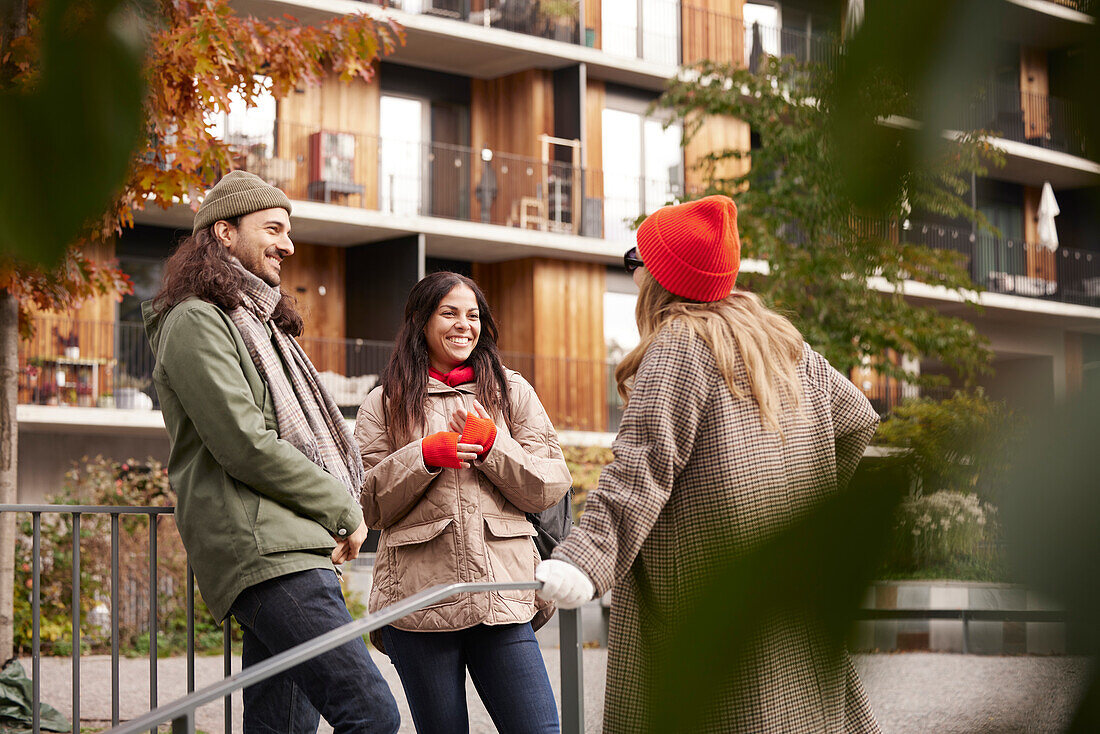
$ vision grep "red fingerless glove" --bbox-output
[460,415,497,460]
[422,432,461,469]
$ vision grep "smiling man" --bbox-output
[142,171,400,733]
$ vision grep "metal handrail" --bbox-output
[106,580,581,734]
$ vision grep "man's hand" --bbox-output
[331,519,371,565]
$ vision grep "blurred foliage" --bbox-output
[562,444,612,518]
[0,0,146,267]
[1001,385,1100,731]
[874,390,1016,502]
[656,56,996,386]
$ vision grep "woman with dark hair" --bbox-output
[354,271,571,733]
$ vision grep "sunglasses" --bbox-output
[623,247,644,274]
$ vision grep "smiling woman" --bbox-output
[353,271,572,733]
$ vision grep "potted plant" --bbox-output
[115,373,153,410]
[540,0,578,43]
[53,326,80,360]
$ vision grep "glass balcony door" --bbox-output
[380,95,427,216]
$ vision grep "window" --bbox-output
[743,1,780,65]
[601,107,683,243]
[206,78,277,156]
[602,0,679,65]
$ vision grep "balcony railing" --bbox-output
[1042,0,1093,13]
[364,0,583,44]
[232,121,682,244]
[680,7,840,69]
[958,83,1091,159]
[19,310,970,433]
[902,220,1100,307]
[18,314,622,431]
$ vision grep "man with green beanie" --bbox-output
[143,171,400,733]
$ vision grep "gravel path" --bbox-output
[23,650,1089,733]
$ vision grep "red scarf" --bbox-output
[429,365,475,387]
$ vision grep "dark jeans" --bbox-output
[229,568,400,734]
[381,622,559,734]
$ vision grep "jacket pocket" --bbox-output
[385,517,460,609]
[483,515,537,602]
[253,492,336,556]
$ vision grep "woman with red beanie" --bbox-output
[354,271,571,733]
[535,195,882,733]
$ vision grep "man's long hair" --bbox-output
[152,222,303,336]
[381,271,512,446]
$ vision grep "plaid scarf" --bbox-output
[228,261,363,501]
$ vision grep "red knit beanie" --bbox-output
[636,195,740,302]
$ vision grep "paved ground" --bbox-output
[23,650,1091,733]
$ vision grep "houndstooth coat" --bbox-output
[553,323,882,733]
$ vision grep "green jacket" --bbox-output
[143,297,363,621]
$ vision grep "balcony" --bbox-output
[902,219,1100,307]
[957,84,1091,161]
[680,6,840,69]
[18,314,621,432]
[228,121,681,246]
[364,0,584,44]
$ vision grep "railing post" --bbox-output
[111,512,121,727]
[149,515,159,734]
[72,513,81,731]
[558,607,585,734]
[32,512,41,734]
[171,712,195,734]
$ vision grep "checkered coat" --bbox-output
[553,323,881,733]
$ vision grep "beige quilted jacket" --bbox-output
[354,369,571,651]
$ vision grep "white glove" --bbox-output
[535,559,595,609]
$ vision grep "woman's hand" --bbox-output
[422,432,483,469]
[450,400,498,461]
[448,399,493,433]
[455,443,483,469]
[535,559,595,609]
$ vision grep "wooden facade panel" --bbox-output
[473,258,605,430]
[584,79,605,217]
[276,71,381,209]
[682,0,744,67]
[1023,184,1056,281]
[1020,47,1050,141]
[586,0,601,49]
[684,113,750,197]
[282,242,348,373]
[471,71,556,226]
[472,259,537,358]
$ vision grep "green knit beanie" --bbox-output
[193,171,293,234]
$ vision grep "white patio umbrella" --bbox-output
[844,0,865,38]
[1037,181,1060,252]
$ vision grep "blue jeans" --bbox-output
[229,568,401,734]
[381,622,559,734]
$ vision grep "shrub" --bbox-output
[884,490,1007,581]
[874,389,1016,501]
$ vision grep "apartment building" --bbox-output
[15,0,1100,501]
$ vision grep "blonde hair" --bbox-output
[615,269,805,435]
